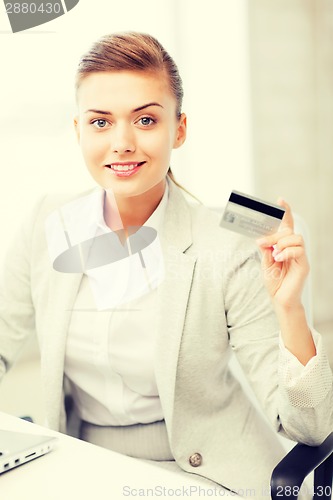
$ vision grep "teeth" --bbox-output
[109,163,140,171]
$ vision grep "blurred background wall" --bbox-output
[248,0,333,336]
[0,0,332,421]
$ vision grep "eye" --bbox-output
[91,119,109,129]
[138,116,155,127]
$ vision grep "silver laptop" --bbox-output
[0,429,57,474]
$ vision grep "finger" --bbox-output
[256,198,295,248]
[259,245,275,268]
[277,198,294,232]
[273,246,308,263]
[273,234,304,254]
[256,227,292,248]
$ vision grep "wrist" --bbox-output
[274,304,316,365]
[273,301,305,319]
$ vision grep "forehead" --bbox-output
[76,70,175,111]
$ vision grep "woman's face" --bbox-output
[74,70,186,202]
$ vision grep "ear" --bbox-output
[173,113,187,149]
[73,116,80,143]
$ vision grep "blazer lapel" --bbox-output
[154,181,197,432]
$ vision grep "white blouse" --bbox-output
[64,183,168,425]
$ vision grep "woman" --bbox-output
[0,32,332,497]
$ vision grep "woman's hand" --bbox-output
[256,198,310,309]
[257,199,315,364]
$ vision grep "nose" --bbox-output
[111,122,135,154]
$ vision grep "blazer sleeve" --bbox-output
[0,197,46,376]
[224,243,333,445]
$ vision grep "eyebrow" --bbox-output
[85,102,164,115]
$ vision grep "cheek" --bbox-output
[140,130,174,158]
[80,132,105,161]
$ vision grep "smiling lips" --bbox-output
[106,161,146,172]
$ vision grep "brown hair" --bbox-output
[75,31,183,118]
[75,31,199,201]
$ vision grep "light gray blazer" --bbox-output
[0,180,332,494]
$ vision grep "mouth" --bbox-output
[105,161,146,172]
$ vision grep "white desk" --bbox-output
[0,411,219,500]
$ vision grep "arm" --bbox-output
[0,199,44,376]
[224,221,333,445]
[256,199,314,365]
[254,199,333,443]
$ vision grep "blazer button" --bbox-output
[189,452,202,467]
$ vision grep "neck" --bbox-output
[103,180,166,231]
